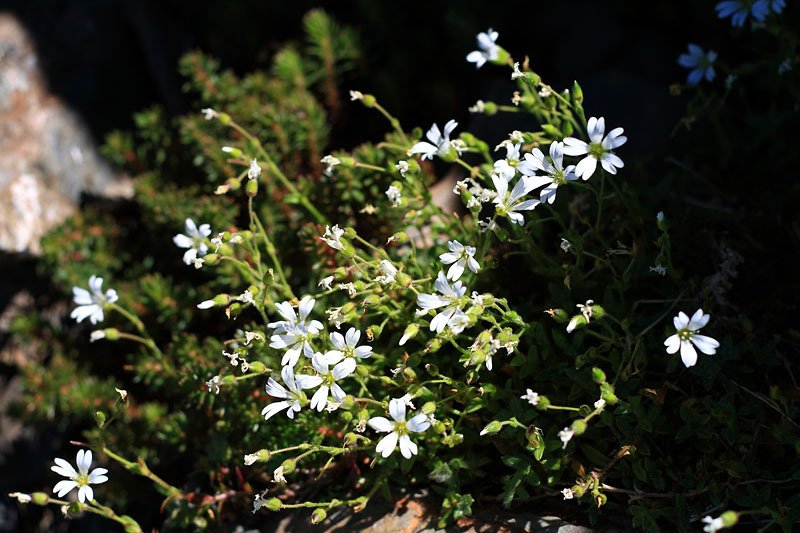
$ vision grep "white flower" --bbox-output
[493,142,522,181]
[492,175,541,225]
[244,453,259,466]
[173,218,212,266]
[248,159,261,180]
[650,264,667,276]
[702,515,725,533]
[520,389,540,406]
[318,276,334,290]
[70,275,118,325]
[261,365,322,420]
[560,238,572,253]
[368,397,431,458]
[518,141,578,204]
[664,309,720,368]
[321,155,341,175]
[539,86,553,98]
[273,465,286,483]
[511,62,524,80]
[399,393,416,410]
[409,120,458,161]
[244,331,264,346]
[656,211,665,222]
[562,488,574,500]
[238,290,255,304]
[252,494,265,513]
[320,224,345,250]
[447,310,471,335]
[558,427,575,448]
[375,260,398,285]
[327,306,345,329]
[51,450,109,503]
[386,185,402,207]
[308,352,355,412]
[349,90,364,101]
[563,117,627,180]
[268,297,324,367]
[339,282,357,297]
[478,218,498,233]
[468,100,486,113]
[439,240,480,281]
[778,58,792,75]
[466,28,500,68]
[677,44,717,86]
[197,299,215,310]
[206,375,221,394]
[417,271,469,333]
[396,160,409,176]
[9,492,32,504]
[201,108,219,120]
[89,330,106,343]
[325,327,373,370]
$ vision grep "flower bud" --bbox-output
[572,484,586,497]
[341,395,355,410]
[340,242,356,259]
[480,421,502,436]
[311,508,327,524]
[387,231,408,244]
[95,411,106,427]
[361,94,376,107]
[434,421,446,433]
[402,367,417,380]
[245,178,258,197]
[281,459,296,475]
[571,419,587,435]
[356,365,369,378]
[566,314,588,333]
[339,156,356,168]
[343,432,358,445]
[536,395,551,409]
[571,80,584,106]
[265,497,282,511]
[425,363,439,377]
[221,145,242,158]
[503,311,524,325]
[104,328,120,340]
[422,401,436,415]
[590,305,606,319]
[222,375,236,385]
[31,492,49,505]
[203,253,219,265]
[591,367,607,384]
[248,361,267,374]
[545,308,569,323]
[483,101,498,115]
[600,383,619,405]
[424,338,442,353]
[218,112,231,125]
[399,323,418,346]
[720,511,738,527]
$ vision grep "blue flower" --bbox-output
[678,44,717,85]
[716,1,750,26]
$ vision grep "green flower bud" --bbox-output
[104,328,120,340]
[311,508,327,524]
[248,361,266,374]
[571,419,588,435]
[425,363,439,377]
[434,421,446,434]
[362,295,380,307]
[344,432,358,446]
[480,421,502,436]
[258,449,271,461]
[334,267,348,278]
[536,395,551,409]
[545,308,569,323]
[95,411,106,427]
[339,156,356,168]
[388,231,408,244]
[362,94,376,107]
[203,253,219,265]
[212,294,232,306]
[720,511,739,527]
[402,367,417,380]
[572,485,585,497]
[31,492,49,505]
[341,302,357,314]
[265,497,282,511]
[422,401,436,415]
[218,112,231,125]
[221,145,242,158]
[399,323,418,346]
[281,459,296,475]
[571,80,584,106]
[341,395,355,410]
[245,178,258,197]
[591,367,607,384]
[483,101,498,115]
[222,375,236,385]
[356,365,369,378]
[395,272,413,287]
[503,311,524,325]
[590,305,606,319]
[340,242,356,259]
[425,338,442,353]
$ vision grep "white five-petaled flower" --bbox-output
[396,160,409,176]
[325,327,373,369]
[261,365,322,420]
[268,296,324,367]
[520,389,540,406]
[308,352,354,412]
[386,185,402,207]
[51,450,108,503]
[677,44,717,86]
[408,120,458,161]
[417,271,469,333]
[664,309,720,368]
[702,514,725,533]
[375,260,398,285]
[558,426,575,448]
[563,117,627,180]
[70,275,118,325]
[466,28,500,69]
[368,398,431,458]
[562,488,575,500]
[493,142,522,181]
[206,375,222,394]
[491,175,541,225]
[320,224,345,250]
[518,141,578,204]
[439,240,480,281]
[318,275,334,290]
[173,218,212,266]
[248,159,261,180]
[321,155,341,175]
[201,108,219,120]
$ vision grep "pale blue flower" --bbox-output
[678,44,717,85]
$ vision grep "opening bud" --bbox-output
[311,508,327,524]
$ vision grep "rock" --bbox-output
[0,13,131,255]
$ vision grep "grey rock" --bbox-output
[0,13,131,254]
